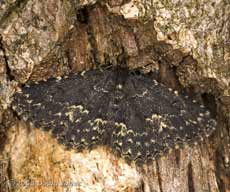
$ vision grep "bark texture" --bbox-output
[0,0,229,191]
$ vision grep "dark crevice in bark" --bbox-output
[0,110,17,153]
[207,182,212,192]
[175,149,181,167]
[156,161,163,192]
[0,35,14,81]
[6,158,12,185]
[73,4,101,67]
[86,27,100,67]
[116,47,128,68]
[215,148,226,192]
[159,61,181,90]
[140,179,145,192]
[187,162,195,192]
[76,6,89,24]
[64,49,73,71]
[85,8,101,67]
[0,124,7,152]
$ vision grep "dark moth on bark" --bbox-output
[11,65,216,164]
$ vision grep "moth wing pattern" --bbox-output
[109,74,216,163]
[12,68,116,151]
[12,67,217,163]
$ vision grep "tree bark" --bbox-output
[0,0,229,191]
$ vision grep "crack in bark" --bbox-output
[76,6,89,24]
[0,35,14,81]
[215,148,227,192]
[156,160,163,192]
[76,5,101,67]
[187,162,195,192]
[175,149,181,167]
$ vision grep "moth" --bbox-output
[12,65,216,164]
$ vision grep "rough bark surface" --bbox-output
[0,0,229,192]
